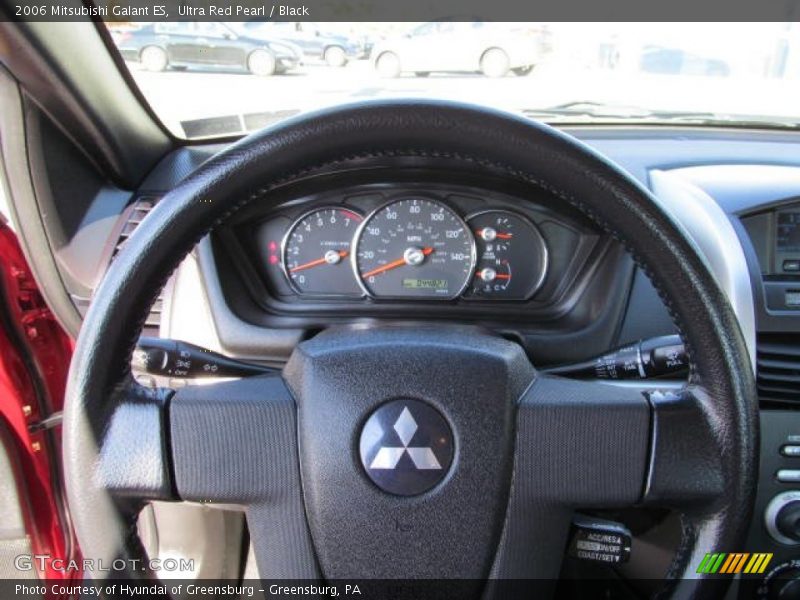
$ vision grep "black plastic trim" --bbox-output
[0,16,172,188]
[0,66,83,335]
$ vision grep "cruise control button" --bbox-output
[776,469,800,483]
[782,445,800,457]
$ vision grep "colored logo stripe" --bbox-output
[744,553,773,574]
[697,553,725,574]
[720,553,746,573]
[697,553,773,574]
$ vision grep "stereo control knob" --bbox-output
[777,502,800,543]
[766,491,800,545]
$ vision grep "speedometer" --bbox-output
[353,198,475,299]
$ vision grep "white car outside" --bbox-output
[371,21,549,78]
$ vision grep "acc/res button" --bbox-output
[776,469,800,483]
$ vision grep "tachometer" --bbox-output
[282,207,363,296]
[353,198,475,299]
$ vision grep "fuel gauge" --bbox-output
[466,210,548,300]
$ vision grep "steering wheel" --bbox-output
[63,100,757,598]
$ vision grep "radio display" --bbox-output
[777,212,800,252]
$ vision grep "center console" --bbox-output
[656,165,800,599]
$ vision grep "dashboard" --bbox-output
[14,115,800,597]
[138,132,800,597]
[142,135,800,596]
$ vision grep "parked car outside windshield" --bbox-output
[115,22,301,76]
[239,21,366,67]
[107,22,800,139]
[371,21,551,78]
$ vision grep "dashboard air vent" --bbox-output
[112,196,163,330]
[757,333,800,403]
[112,196,159,259]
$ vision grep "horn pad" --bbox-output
[283,326,535,579]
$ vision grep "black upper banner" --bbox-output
[4,0,800,22]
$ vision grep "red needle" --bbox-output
[476,229,513,240]
[289,250,348,273]
[476,271,511,280]
[362,247,434,279]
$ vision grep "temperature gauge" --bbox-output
[466,210,548,300]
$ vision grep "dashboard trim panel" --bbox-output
[650,169,757,370]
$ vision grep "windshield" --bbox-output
[105,21,800,139]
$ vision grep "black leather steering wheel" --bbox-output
[63,100,757,598]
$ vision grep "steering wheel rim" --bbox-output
[63,100,757,598]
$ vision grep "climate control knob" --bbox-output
[757,561,800,600]
[768,568,800,600]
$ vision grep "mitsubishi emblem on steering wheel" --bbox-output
[359,399,454,495]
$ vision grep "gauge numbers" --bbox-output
[353,198,476,299]
[282,207,363,296]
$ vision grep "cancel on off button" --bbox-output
[781,445,800,457]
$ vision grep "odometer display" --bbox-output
[354,198,475,299]
[403,278,448,290]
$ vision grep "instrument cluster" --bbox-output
[258,195,550,302]
[228,183,602,315]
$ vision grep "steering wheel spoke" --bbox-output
[490,375,651,579]
[643,386,728,507]
[95,378,174,501]
[517,375,652,506]
[168,374,319,578]
[169,375,320,577]
[169,375,296,503]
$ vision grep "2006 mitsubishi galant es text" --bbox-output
[0,11,799,600]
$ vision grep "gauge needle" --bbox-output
[476,269,511,281]
[476,228,513,241]
[289,250,348,273]
[362,247,434,278]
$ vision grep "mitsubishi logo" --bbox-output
[370,407,442,470]
[359,399,453,496]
